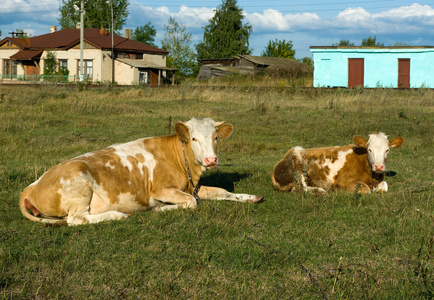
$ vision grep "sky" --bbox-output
[1,0,434,59]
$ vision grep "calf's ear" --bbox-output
[389,136,404,148]
[353,136,368,148]
[175,122,190,143]
[216,123,233,140]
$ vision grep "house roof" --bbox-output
[10,50,43,60]
[0,28,168,54]
[310,46,434,49]
[117,58,177,71]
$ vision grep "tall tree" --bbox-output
[161,17,197,78]
[196,0,252,59]
[59,0,129,34]
[133,22,156,46]
[361,36,384,47]
[332,39,355,46]
[261,39,295,59]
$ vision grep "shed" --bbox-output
[197,55,312,80]
[310,46,434,88]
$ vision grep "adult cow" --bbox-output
[272,132,404,194]
[20,118,263,226]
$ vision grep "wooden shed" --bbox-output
[197,55,312,80]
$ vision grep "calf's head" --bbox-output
[353,132,404,173]
[175,118,233,169]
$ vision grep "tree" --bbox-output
[43,51,69,81]
[59,0,129,34]
[161,17,197,78]
[299,57,313,67]
[133,22,156,46]
[393,41,410,46]
[43,51,57,75]
[332,39,354,46]
[196,0,252,59]
[261,39,295,59]
[361,36,384,47]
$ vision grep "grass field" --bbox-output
[0,83,433,299]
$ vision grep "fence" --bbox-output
[0,74,91,83]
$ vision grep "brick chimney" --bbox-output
[125,28,132,39]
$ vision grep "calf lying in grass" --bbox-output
[272,132,404,194]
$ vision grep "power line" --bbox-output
[0,1,432,15]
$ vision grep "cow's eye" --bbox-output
[368,149,372,152]
[192,138,197,142]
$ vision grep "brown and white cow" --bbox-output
[272,132,404,194]
[20,118,263,226]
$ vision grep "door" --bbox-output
[348,58,364,87]
[398,59,410,88]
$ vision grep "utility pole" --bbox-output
[80,0,85,81]
[110,0,115,84]
[74,1,85,81]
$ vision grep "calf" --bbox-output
[272,133,404,194]
[20,118,263,226]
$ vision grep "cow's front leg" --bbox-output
[198,186,263,203]
[373,181,388,192]
[153,188,197,211]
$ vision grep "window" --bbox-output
[76,59,93,80]
[85,60,93,79]
[59,59,68,69]
[3,60,18,77]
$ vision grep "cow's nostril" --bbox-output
[205,157,217,166]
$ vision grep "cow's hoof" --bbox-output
[248,195,264,203]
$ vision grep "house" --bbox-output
[197,55,312,80]
[310,46,434,88]
[0,26,176,85]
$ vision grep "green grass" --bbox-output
[0,84,433,299]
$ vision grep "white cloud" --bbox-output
[248,9,321,32]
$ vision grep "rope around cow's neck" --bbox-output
[181,141,201,202]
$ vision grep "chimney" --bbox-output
[76,22,81,29]
[50,26,57,33]
[125,28,132,39]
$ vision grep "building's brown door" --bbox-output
[150,70,158,85]
[26,64,39,76]
[398,59,410,88]
[348,58,364,87]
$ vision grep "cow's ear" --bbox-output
[216,123,233,140]
[389,136,404,148]
[175,122,190,143]
[353,136,368,148]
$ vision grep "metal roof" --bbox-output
[10,50,43,60]
[117,58,177,71]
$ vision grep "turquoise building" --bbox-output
[310,46,434,88]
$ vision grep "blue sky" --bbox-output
[1,0,434,58]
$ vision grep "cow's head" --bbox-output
[353,132,404,173]
[175,118,233,169]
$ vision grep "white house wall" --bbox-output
[0,49,24,77]
[115,60,136,85]
[144,53,166,66]
[42,48,105,81]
